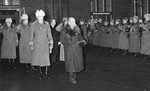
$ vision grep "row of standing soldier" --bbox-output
[83,14,150,59]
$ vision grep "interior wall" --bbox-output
[21,0,45,22]
[69,0,91,21]
[112,0,131,19]
[18,0,150,22]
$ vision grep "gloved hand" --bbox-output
[30,45,34,50]
[29,42,34,50]
[49,47,53,53]
[58,42,61,45]
[77,40,86,48]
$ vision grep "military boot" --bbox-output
[69,72,77,84]
[44,67,50,79]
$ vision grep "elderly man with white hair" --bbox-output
[16,14,33,72]
[140,13,150,60]
[60,17,86,83]
[0,18,18,69]
[30,10,53,79]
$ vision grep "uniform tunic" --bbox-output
[30,21,53,67]
[97,23,103,47]
[17,24,32,63]
[0,25,18,59]
[92,23,100,46]
[100,26,106,47]
[113,25,121,49]
[92,29,100,46]
[118,24,129,50]
[101,26,109,47]
[140,21,150,55]
[107,26,114,48]
[129,24,140,53]
[60,25,84,72]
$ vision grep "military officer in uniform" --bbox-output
[16,14,33,72]
[60,17,86,83]
[140,13,150,60]
[0,18,18,69]
[29,10,53,79]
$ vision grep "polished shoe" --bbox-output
[47,76,51,80]
[39,73,43,80]
[13,65,17,69]
[122,52,127,56]
[43,72,51,80]
[12,64,17,69]
[69,75,77,84]
[134,54,139,58]
[30,66,37,72]
[144,57,150,60]
[8,65,12,70]
[73,73,76,78]
[26,68,30,72]
[44,75,51,80]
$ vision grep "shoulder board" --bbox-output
[32,21,36,24]
[44,21,49,25]
[146,21,150,24]
[32,21,37,24]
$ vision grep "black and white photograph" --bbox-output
[0,0,150,91]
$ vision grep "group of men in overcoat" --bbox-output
[0,9,86,83]
[3,8,150,84]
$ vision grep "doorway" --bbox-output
[0,7,25,60]
[0,10,19,25]
[0,7,25,25]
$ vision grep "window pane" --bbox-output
[12,0,20,5]
[98,0,104,12]
[0,0,3,5]
[106,5,111,12]
[106,0,111,5]
[62,0,69,5]
[3,0,12,5]
[91,1,96,12]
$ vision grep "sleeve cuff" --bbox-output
[29,42,33,45]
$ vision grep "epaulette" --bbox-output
[45,21,48,24]
[32,21,37,24]
[44,21,49,25]
[146,21,150,25]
